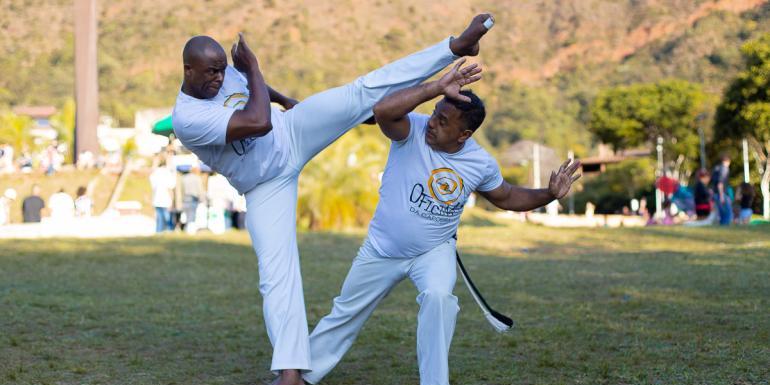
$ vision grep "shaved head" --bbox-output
[183,36,226,66]
[180,36,228,99]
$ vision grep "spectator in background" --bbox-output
[694,169,712,219]
[737,182,755,225]
[207,172,232,234]
[181,165,203,234]
[0,188,16,225]
[77,151,95,170]
[712,153,732,226]
[661,199,675,225]
[231,189,247,230]
[43,141,60,176]
[150,160,176,232]
[49,188,75,220]
[74,186,93,217]
[17,148,33,173]
[22,184,45,223]
[0,144,14,174]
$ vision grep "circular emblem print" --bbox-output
[428,168,464,205]
[224,93,249,109]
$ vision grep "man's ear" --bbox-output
[458,129,473,143]
[183,64,192,77]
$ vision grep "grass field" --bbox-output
[1,212,768,385]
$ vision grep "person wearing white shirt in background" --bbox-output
[149,160,176,232]
[0,188,16,225]
[0,144,14,174]
[74,186,93,217]
[206,172,232,234]
[48,188,75,221]
[181,165,204,234]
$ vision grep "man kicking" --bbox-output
[171,14,494,385]
[303,61,581,385]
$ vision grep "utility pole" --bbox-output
[567,150,575,215]
[655,136,664,219]
[742,138,750,183]
[532,142,541,189]
[697,113,707,170]
[74,0,99,161]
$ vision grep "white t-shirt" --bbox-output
[75,196,93,217]
[150,167,176,208]
[367,113,504,258]
[49,192,75,220]
[172,66,289,194]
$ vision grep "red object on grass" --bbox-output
[656,176,679,195]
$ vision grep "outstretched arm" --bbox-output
[479,159,582,211]
[225,33,272,144]
[372,59,481,141]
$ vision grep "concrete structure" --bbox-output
[74,0,99,159]
[579,144,650,174]
[134,108,172,156]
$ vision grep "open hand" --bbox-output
[231,32,260,75]
[548,159,582,199]
[437,58,482,103]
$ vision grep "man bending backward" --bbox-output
[304,60,581,385]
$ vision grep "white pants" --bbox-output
[244,38,458,373]
[304,238,459,385]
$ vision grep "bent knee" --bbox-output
[416,289,458,307]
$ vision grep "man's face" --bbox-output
[425,99,471,151]
[184,48,227,99]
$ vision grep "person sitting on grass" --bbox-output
[736,182,755,225]
[303,61,581,385]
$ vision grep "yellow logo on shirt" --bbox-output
[224,93,248,109]
[428,168,464,205]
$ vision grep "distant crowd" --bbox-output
[148,155,247,235]
[0,141,123,176]
[646,153,754,226]
[0,184,93,226]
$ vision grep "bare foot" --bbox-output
[270,369,304,385]
[450,13,494,57]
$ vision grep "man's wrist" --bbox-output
[425,81,443,98]
[545,187,557,201]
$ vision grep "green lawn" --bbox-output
[1,213,768,385]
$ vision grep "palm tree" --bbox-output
[298,127,388,230]
[0,111,34,154]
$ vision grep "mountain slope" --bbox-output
[1,0,769,154]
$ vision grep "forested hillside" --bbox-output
[2,0,770,155]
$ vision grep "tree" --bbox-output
[50,98,76,163]
[589,80,709,170]
[297,127,387,230]
[0,111,34,154]
[715,33,770,219]
[484,82,587,155]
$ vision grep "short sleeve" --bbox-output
[394,113,429,146]
[477,156,504,192]
[172,99,235,147]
